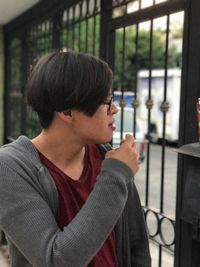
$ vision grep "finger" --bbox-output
[120,139,126,146]
[120,134,134,147]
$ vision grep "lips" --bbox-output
[108,121,116,131]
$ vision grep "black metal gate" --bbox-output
[3,0,190,266]
[105,1,186,266]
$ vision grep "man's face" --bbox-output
[71,96,119,144]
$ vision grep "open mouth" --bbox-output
[108,121,116,131]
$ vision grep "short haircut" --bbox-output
[26,51,113,128]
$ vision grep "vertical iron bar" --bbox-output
[160,14,170,214]
[99,0,112,60]
[92,0,97,55]
[85,0,89,52]
[133,23,139,137]
[3,36,11,143]
[93,16,96,55]
[21,31,28,135]
[66,9,70,48]
[78,2,82,52]
[120,27,126,141]
[72,6,76,50]
[158,244,162,267]
[146,19,154,207]
[52,10,62,50]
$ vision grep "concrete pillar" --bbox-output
[0,27,4,145]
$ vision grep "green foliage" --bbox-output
[60,15,100,55]
[114,26,182,90]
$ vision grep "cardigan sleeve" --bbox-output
[115,180,152,267]
[128,181,152,267]
[0,157,133,267]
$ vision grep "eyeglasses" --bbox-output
[103,96,113,114]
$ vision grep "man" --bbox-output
[0,51,151,266]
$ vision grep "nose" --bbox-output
[111,102,119,115]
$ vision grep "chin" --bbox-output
[101,136,113,144]
[87,133,113,145]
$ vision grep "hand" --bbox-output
[105,134,140,174]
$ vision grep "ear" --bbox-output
[57,110,73,123]
[63,110,72,116]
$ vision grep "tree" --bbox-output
[114,26,182,90]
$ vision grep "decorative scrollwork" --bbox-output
[132,99,140,109]
[119,98,126,108]
[145,99,154,109]
[144,208,175,248]
[160,101,170,112]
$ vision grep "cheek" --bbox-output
[73,110,110,137]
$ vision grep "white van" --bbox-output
[137,68,181,143]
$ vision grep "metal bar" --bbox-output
[92,0,97,55]
[52,10,62,49]
[66,9,70,48]
[133,24,139,137]
[3,35,10,144]
[163,15,170,103]
[85,0,89,52]
[72,6,76,49]
[106,28,115,71]
[158,244,162,267]
[99,0,112,60]
[93,16,97,55]
[146,19,154,207]
[120,27,126,141]
[78,2,82,52]
[21,30,28,135]
[160,14,170,214]
[109,0,186,30]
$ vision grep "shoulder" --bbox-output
[0,135,42,171]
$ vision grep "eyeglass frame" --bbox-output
[62,95,114,116]
[102,95,113,114]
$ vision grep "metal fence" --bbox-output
[3,0,187,266]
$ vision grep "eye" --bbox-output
[102,96,113,114]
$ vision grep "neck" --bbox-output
[32,127,85,168]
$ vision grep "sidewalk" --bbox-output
[0,246,9,267]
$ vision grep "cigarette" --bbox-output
[134,139,149,144]
[120,139,149,145]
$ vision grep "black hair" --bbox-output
[26,50,113,128]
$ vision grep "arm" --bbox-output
[0,158,132,267]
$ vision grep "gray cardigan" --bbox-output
[0,136,151,267]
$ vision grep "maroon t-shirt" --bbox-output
[38,144,119,267]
